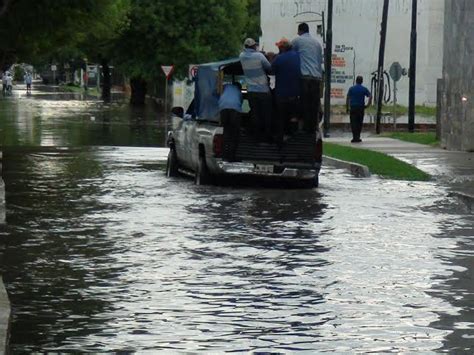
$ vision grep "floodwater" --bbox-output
[1,86,474,353]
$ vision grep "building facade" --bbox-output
[438,0,474,151]
[260,0,444,106]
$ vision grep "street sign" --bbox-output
[51,64,57,71]
[161,65,174,79]
[389,62,403,82]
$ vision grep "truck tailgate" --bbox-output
[236,132,316,164]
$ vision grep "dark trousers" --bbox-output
[301,76,321,132]
[276,96,299,143]
[248,92,272,141]
[350,107,365,141]
[220,109,241,161]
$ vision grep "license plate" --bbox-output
[254,164,274,173]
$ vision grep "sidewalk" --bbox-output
[324,132,474,199]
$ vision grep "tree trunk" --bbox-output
[130,77,147,106]
[101,58,111,102]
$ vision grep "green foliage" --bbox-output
[245,0,261,40]
[382,132,439,146]
[324,142,431,181]
[0,0,129,68]
[114,0,248,79]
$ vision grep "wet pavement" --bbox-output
[0,86,474,352]
[325,134,474,199]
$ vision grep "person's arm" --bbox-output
[365,88,372,108]
[346,88,351,113]
[260,53,271,73]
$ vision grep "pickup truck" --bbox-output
[166,58,322,187]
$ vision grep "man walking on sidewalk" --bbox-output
[291,22,323,133]
[346,76,372,143]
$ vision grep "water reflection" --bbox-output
[1,145,473,352]
[0,87,165,147]
[2,89,474,352]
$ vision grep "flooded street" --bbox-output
[1,88,474,352]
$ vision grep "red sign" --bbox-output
[161,65,174,79]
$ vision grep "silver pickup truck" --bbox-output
[166,58,322,187]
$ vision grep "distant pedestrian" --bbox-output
[239,37,273,142]
[5,72,13,96]
[346,76,372,143]
[83,70,89,91]
[219,83,243,162]
[24,72,32,94]
[1,72,7,96]
[291,22,323,133]
[271,37,301,144]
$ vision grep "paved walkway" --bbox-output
[325,132,474,198]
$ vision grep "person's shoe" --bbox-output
[351,138,362,143]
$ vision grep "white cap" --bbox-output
[244,38,256,47]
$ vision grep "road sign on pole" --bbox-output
[161,65,174,80]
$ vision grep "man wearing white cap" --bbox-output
[239,38,273,142]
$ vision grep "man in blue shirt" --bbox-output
[239,38,273,142]
[219,83,243,161]
[346,76,372,143]
[291,22,323,133]
[272,37,301,144]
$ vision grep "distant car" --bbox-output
[166,58,322,187]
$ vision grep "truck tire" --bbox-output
[166,148,179,177]
[195,155,211,185]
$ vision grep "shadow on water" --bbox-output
[425,198,474,352]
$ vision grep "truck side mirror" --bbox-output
[171,106,184,118]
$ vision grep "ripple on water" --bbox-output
[2,147,474,352]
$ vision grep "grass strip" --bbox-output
[331,104,436,117]
[60,85,100,97]
[382,132,438,146]
[324,142,431,181]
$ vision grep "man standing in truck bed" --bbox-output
[291,22,323,133]
[239,38,273,142]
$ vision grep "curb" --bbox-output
[323,155,371,178]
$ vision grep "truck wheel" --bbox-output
[312,174,319,188]
[195,155,211,185]
[166,148,179,177]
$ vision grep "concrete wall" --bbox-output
[439,0,474,151]
[260,0,444,106]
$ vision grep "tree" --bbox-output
[245,0,261,40]
[113,0,248,105]
[0,0,127,70]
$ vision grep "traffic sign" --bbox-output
[161,65,174,79]
[51,64,57,71]
[389,62,403,82]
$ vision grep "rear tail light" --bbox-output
[213,134,223,158]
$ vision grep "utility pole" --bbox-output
[408,0,417,132]
[323,0,333,138]
[376,0,390,134]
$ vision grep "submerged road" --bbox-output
[0,86,473,352]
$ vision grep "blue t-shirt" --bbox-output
[347,84,371,108]
[218,84,243,112]
[271,50,301,98]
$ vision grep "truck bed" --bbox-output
[235,131,316,164]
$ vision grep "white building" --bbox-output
[260,0,444,106]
